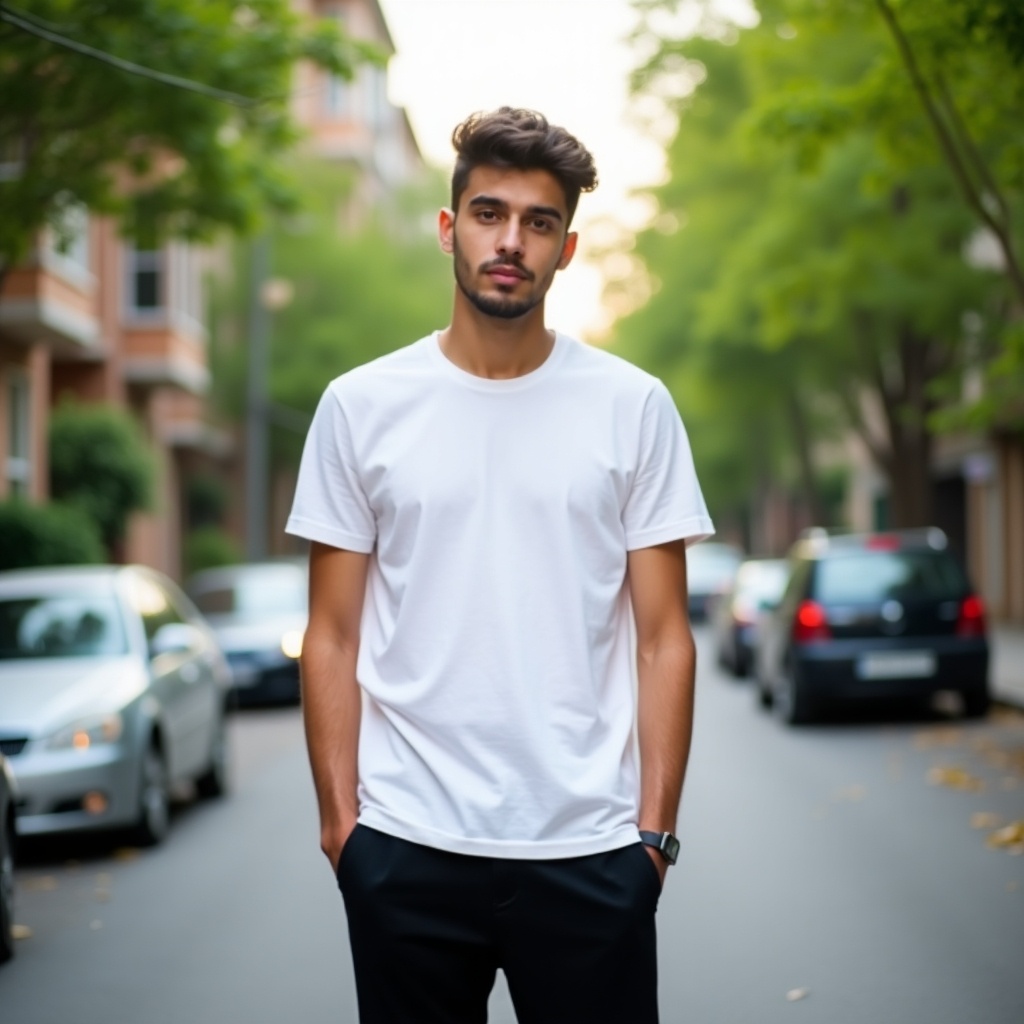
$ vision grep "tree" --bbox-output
[615,2,1002,530]
[0,0,376,285]
[49,401,154,554]
[208,159,453,473]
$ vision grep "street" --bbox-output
[2,628,1022,1023]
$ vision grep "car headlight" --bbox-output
[47,712,124,752]
[280,630,304,660]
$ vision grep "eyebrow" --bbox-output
[468,195,564,222]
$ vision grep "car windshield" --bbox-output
[736,561,788,601]
[191,567,307,620]
[815,550,968,604]
[687,544,742,590]
[0,594,128,660]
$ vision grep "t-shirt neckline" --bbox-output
[427,330,567,392]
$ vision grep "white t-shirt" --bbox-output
[286,331,714,859]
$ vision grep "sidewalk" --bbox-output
[992,625,1024,709]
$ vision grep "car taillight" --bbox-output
[793,600,831,643]
[956,595,986,638]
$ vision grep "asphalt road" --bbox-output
[2,627,1023,1023]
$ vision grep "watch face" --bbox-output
[663,834,681,864]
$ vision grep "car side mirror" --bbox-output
[150,622,201,659]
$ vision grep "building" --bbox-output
[0,0,421,579]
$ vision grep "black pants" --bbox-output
[336,825,661,1024]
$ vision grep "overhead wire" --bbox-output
[0,1,263,108]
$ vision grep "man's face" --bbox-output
[439,166,578,321]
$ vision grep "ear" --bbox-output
[557,231,578,271]
[438,208,455,254]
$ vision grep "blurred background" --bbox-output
[0,1,1022,1022]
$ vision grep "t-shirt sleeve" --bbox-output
[622,381,715,551]
[285,385,376,554]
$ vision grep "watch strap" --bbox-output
[638,829,680,865]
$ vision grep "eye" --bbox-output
[476,209,499,222]
[530,218,553,232]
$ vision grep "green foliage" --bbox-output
[49,401,154,549]
[185,474,229,530]
[182,526,241,577]
[614,0,1015,529]
[0,500,105,570]
[208,160,452,469]
[0,0,378,268]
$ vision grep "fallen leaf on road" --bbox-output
[11,924,32,940]
[94,889,111,903]
[986,821,1024,850]
[113,848,140,862]
[23,875,58,892]
[971,812,1003,829]
[786,988,810,1002]
[914,728,963,750]
[928,765,986,791]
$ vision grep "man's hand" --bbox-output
[643,844,669,888]
[323,817,359,875]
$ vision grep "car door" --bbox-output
[128,573,203,781]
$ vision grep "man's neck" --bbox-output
[440,301,554,380]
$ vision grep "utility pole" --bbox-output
[245,235,271,561]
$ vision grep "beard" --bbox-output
[452,237,544,321]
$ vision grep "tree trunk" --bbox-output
[785,388,825,526]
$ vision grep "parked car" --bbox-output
[186,560,307,707]
[712,558,789,677]
[0,565,231,845]
[0,753,15,963]
[686,542,744,622]
[755,529,990,724]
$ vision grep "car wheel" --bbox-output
[776,665,814,726]
[132,742,170,847]
[0,813,15,964]
[195,713,229,800]
[961,685,991,719]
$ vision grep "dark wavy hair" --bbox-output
[450,107,598,227]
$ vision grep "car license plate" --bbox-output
[856,651,937,680]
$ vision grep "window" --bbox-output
[46,201,90,275]
[5,370,31,498]
[127,247,164,315]
[322,4,350,118]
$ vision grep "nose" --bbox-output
[496,217,524,258]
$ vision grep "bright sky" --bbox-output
[378,0,667,341]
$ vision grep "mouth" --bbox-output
[484,263,530,286]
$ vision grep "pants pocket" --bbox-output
[335,824,364,887]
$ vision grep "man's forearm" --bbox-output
[300,631,362,865]
[636,631,696,833]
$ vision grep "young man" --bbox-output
[287,107,713,1023]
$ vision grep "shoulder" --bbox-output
[558,333,666,399]
[325,334,436,405]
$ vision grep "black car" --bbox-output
[755,529,990,724]
[1,753,16,963]
[186,561,307,707]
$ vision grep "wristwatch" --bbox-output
[639,830,680,865]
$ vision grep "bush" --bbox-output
[0,500,105,570]
[183,527,242,578]
[49,401,153,550]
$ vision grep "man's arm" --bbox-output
[301,541,370,873]
[627,539,696,883]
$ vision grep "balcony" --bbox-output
[0,255,100,354]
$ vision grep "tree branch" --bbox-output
[873,0,1024,305]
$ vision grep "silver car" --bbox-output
[1,752,15,963]
[0,565,231,845]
